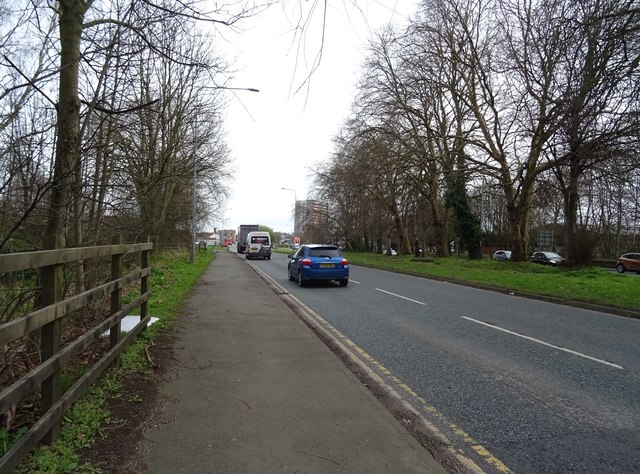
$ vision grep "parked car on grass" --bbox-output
[288,244,349,287]
[492,250,512,261]
[530,251,566,266]
[616,253,640,274]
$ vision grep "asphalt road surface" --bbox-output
[244,251,640,473]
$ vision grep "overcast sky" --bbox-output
[217,0,419,234]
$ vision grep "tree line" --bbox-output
[312,0,640,264]
[0,0,262,256]
[2,0,639,265]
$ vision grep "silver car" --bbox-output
[492,250,512,261]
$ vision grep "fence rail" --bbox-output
[0,240,153,472]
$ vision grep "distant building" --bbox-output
[294,200,329,243]
[216,229,236,245]
[196,231,217,245]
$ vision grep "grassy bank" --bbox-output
[343,252,639,312]
[11,249,215,473]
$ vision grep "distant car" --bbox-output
[492,250,512,261]
[287,244,349,287]
[530,251,566,266]
[616,252,640,274]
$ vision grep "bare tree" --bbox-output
[545,0,640,264]
[28,0,259,251]
[314,120,398,252]
[309,0,640,262]
[428,0,577,260]
[0,3,58,251]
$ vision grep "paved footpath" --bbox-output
[142,250,447,473]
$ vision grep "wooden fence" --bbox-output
[0,240,153,472]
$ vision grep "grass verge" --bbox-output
[12,249,215,473]
[343,252,639,312]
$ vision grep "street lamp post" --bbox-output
[190,143,197,263]
[188,116,199,263]
[281,187,297,243]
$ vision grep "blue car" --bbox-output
[287,244,349,287]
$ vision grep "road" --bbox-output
[244,251,640,473]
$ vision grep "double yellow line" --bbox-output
[249,262,513,474]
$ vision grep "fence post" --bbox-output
[140,236,150,325]
[110,236,123,365]
[40,260,63,443]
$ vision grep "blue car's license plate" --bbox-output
[319,263,335,268]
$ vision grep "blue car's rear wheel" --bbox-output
[339,279,348,287]
[297,271,306,287]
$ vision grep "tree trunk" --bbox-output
[507,187,534,261]
[72,159,85,292]
[390,205,411,254]
[429,198,450,257]
[43,0,90,250]
[563,179,580,264]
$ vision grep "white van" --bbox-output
[245,231,272,260]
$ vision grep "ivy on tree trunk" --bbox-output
[445,151,482,259]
